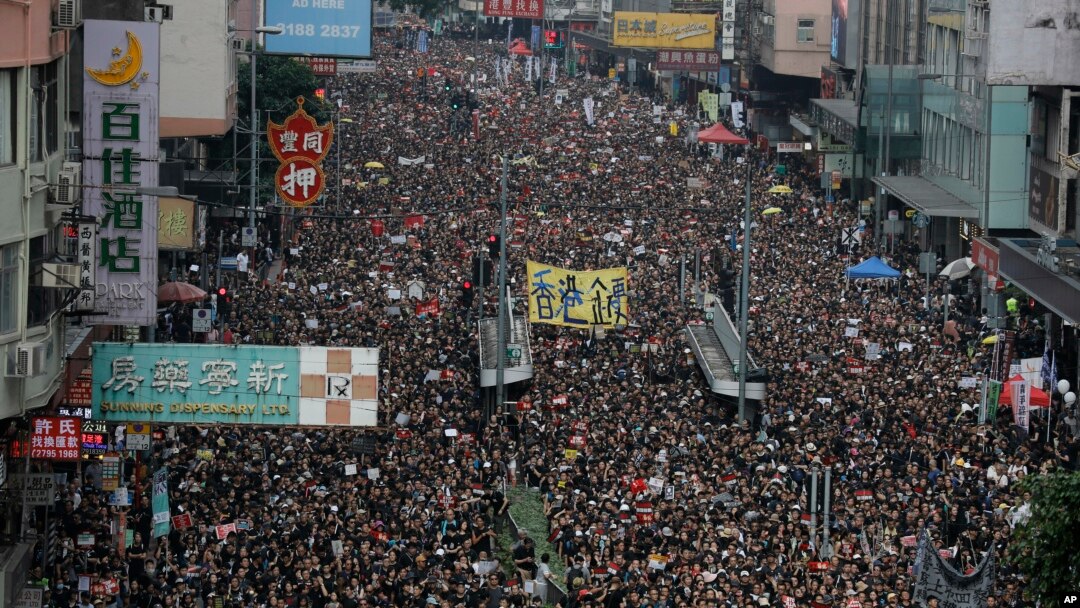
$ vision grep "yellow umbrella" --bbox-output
[762,207,783,216]
[364,161,385,169]
[768,185,793,194]
[981,334,999,345]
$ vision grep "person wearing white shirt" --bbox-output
[236,250,249,274]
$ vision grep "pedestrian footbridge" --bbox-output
[684,303,767,401]
[478,315,534,387]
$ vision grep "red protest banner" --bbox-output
[172,513,194,529]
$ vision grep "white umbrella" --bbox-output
[939,257,975,280]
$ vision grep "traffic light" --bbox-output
[461,280,474,307]
[217,286,231,318]
[451,93,462,110]
[444,78,452,92]
[314,88,326,101]
[472,256,493,287]
[486,234,500,258]
[718,268,736,314]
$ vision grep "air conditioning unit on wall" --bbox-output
[10,341,48,377]
[56,0,82,29]
[54,162,82,205]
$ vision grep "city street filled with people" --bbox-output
[49,26,1078,608]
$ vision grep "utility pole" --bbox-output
[737,156,752,422]
[495,157,510,409]
[809,468,819,551]
[822,466,833,558]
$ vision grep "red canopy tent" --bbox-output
[697,123,749,145]
[509,40,532,56]
[997,374,1051,408]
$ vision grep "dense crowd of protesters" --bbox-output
[37,22,1080,608]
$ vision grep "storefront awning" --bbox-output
[569,30,655,60]
[998,238,1080,325]
[871,176,979,218]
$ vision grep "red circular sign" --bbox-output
[275,157,326,208]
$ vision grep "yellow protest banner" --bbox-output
[526,261,629,328]
[612,12,716,49]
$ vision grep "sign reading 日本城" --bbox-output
[612,13,716,49]
[526,261,629,328]
[267,97,335,208]
[92,343,379,426]
[264,0,373,58]
[82,20,161,326]
[484,0,543,20]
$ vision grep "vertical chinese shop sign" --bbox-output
[82,20,161,326]
[267,97,335,208]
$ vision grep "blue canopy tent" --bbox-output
[845,256,901,280]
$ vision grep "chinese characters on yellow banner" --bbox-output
[526,261,629,328]
[611,12,716,49]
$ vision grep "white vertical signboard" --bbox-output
[82,20,161,326]
[76,221,98,311]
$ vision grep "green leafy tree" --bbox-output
[1006,471,1080,604]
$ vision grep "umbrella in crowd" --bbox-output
[767,184,793,193]
[939,256,976,280]
[762,206,783,215]
[157,281,206,303]
[364,161,385,169]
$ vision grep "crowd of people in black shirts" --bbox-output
[38,21,1080,608]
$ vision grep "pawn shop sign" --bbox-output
[267,97,335,208]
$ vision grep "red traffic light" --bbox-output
[487,234,497,243]
[218,287,227,296]
[463,281,473,290]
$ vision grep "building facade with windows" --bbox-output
[0,0,75,418]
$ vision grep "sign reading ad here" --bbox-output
[612,13,716,49]
[92,343,379,426]
[526,261,629,328]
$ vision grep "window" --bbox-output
[28,234,62,327]
[797,19,815,43]
[0,243,18,334]
[29,61,59,162]
[0,69,13,165]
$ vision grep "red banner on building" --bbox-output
[267,97,334,208]
[483,0,543,20]
[656,49,720,72]
[30,416,82,461]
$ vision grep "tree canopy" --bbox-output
[1006,471,1080,604]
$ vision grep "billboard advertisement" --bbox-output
[483,0,543,21]
[656,50,720,72]
[157,197,197,250]
[988,0,1080,86]
[830,0,859,66]
[612,13,715,49]
[82,20,161,326]
[1029,163,1060,231]
[830,0,847,64]
[92,343,379,426]
[264,0,373,59]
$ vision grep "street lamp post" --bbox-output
[241,25,283,243]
